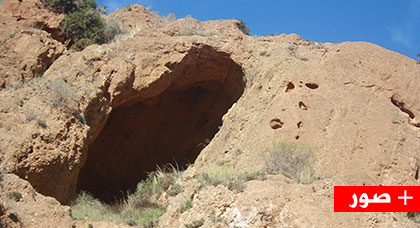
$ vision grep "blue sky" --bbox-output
[98,0,420,59]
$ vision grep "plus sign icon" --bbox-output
[334,186,420,212]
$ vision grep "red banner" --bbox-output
[334,186,420,212]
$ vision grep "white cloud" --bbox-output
[387,0,420,48]
[387,27,412,48]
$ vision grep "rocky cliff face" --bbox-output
[0,1,419,227]
[0,0,66,88]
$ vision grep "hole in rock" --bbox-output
[285,82,295,93]
[390,94,415,119]
[297,121,303,129]
[299,101,308,110]
[77,46,245,203]
[270,118,284,129]
[305,83,319,89]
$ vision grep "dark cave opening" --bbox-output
[76,46,245,202]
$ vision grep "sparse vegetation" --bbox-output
[42,0,122,50]
[167,183,184,196]
[37,119,47,129]
[48,79,80,107]
[179,15,202,36]
[72,37,96,51]
[210,210,227,225]
[8,32,16,40]
[26,114,37,121]
[71,192,119,222]
[60,7,105,50]
[236,20,250,35]
[104,18,124,43]
[72,191,165,227]
[180,199,193,213]
[7,192,22,202]
[72,166,182,227]
[198,164,265,192]
[162,13,176,25]
[264,142,318,184]
[135,166,182,203]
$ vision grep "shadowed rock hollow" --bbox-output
[77,46,245,202]
[2,1,420,227]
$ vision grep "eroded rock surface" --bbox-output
[0,3,420,228]
[0,0,67,88]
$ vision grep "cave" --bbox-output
[76,46,245,202]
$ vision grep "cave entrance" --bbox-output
[76,46,245,202]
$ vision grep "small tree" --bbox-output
[60,9,105,47]
[43,0,107,50]
[417,53,420,64]
[236,20,250,35]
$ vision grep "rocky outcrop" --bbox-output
[0,3,419,228]
[0,173,74,228]
[0,0,67,88]
[0,0,65,32]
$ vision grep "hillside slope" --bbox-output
[0,2,419,227]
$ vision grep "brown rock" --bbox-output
[1,0,65,31]
[0,0,66,88]
[0,3,419,228]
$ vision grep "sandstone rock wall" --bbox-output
[0,3,419,227]
[0,0,66,88]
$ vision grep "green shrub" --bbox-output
[43,0,97,13]
[71,191,165,227]
[43,0,75,13]
[43,0,108,50]
[60,9,105,47]
[134,166,180,202]
[198,165,235,187]
[37,119,47,129]
[236,20,250,35]
[119,206,165,227]
[71,166,182,226]
[180,199,192,213]
[7,192,22,202]
[167,183,184,196]
[198,165,265,192]
[72,38,95,51]
[264,142,318,184]
[240,171,266,182]
[71,192,119,222]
